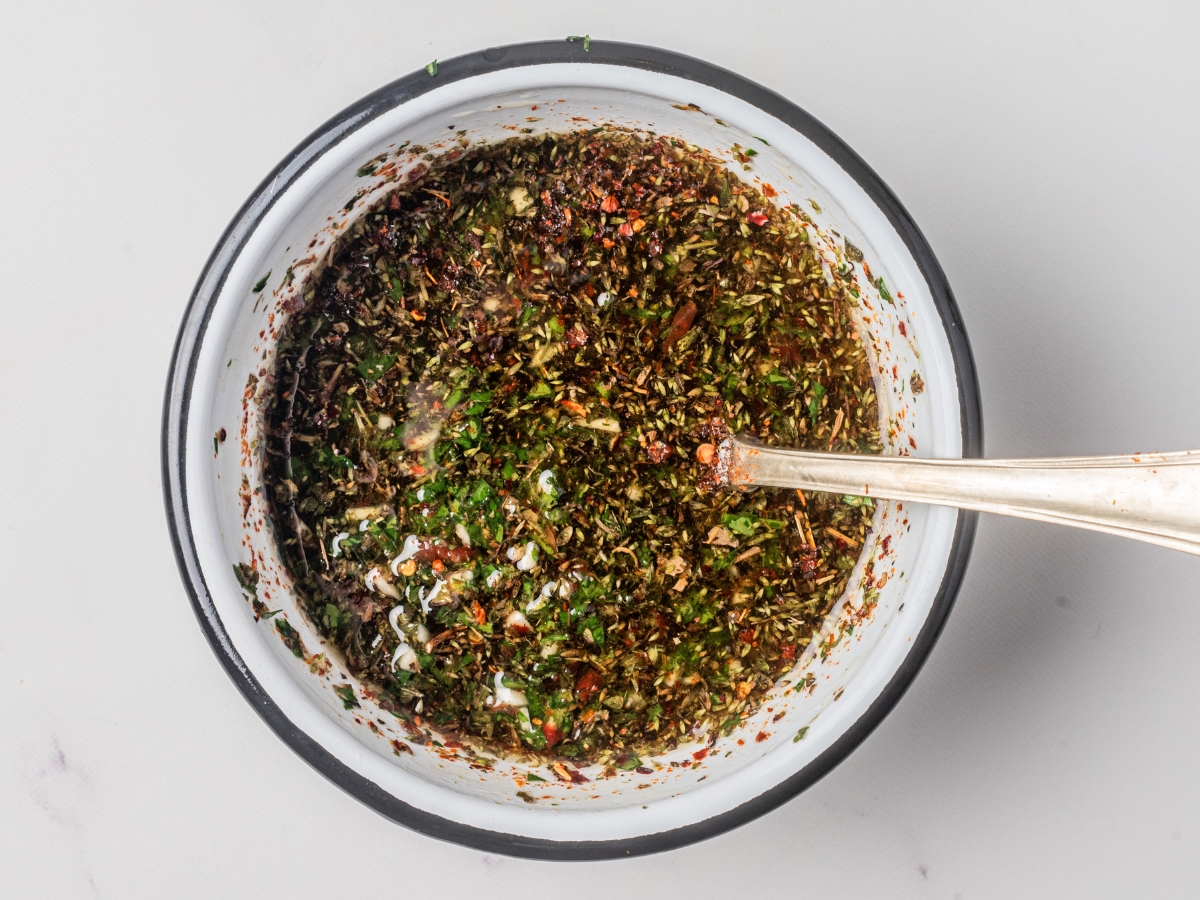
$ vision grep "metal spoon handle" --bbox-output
[726,438,1200,555]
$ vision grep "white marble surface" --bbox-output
[3,1,1200,896]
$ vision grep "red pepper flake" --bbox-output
[471,600,486,626]
[600,195,619,213]
[602,238,615,249]
[662,300,698,351]
[575,668,603,704]
[755,731,769,743]
[565,324,589,347]
[390,739,412,755]
[898,321,907,337]
[542,721,562,747]
[761,183,778,198]
[692,748,708,761]
[780,643,797,662]
[617,222,633,237]
[560,398,589,418]
[646,440,671,464]
[746,211,769,226]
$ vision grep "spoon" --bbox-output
[717,437,1200,556]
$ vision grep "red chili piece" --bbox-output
[414,541,475,565]
[662,300,698,351]
[646,440,671,464]
[575,668,603,704]
[565,324,589,348]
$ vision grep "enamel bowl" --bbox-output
[163,40,981,859]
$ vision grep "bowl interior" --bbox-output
[174,60,967,845]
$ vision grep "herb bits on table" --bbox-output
[264,129,881,766]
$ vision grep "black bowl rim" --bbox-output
[162,38,982,861]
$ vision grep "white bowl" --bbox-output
[163,40,981,859]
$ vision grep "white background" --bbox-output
[3,2,1199,896]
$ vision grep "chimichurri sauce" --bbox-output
[264,129,880,765]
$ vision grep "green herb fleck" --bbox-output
[334,684,359,710]
[233,562,259,595]
[275,618,305,659]
[808,383,826,424]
